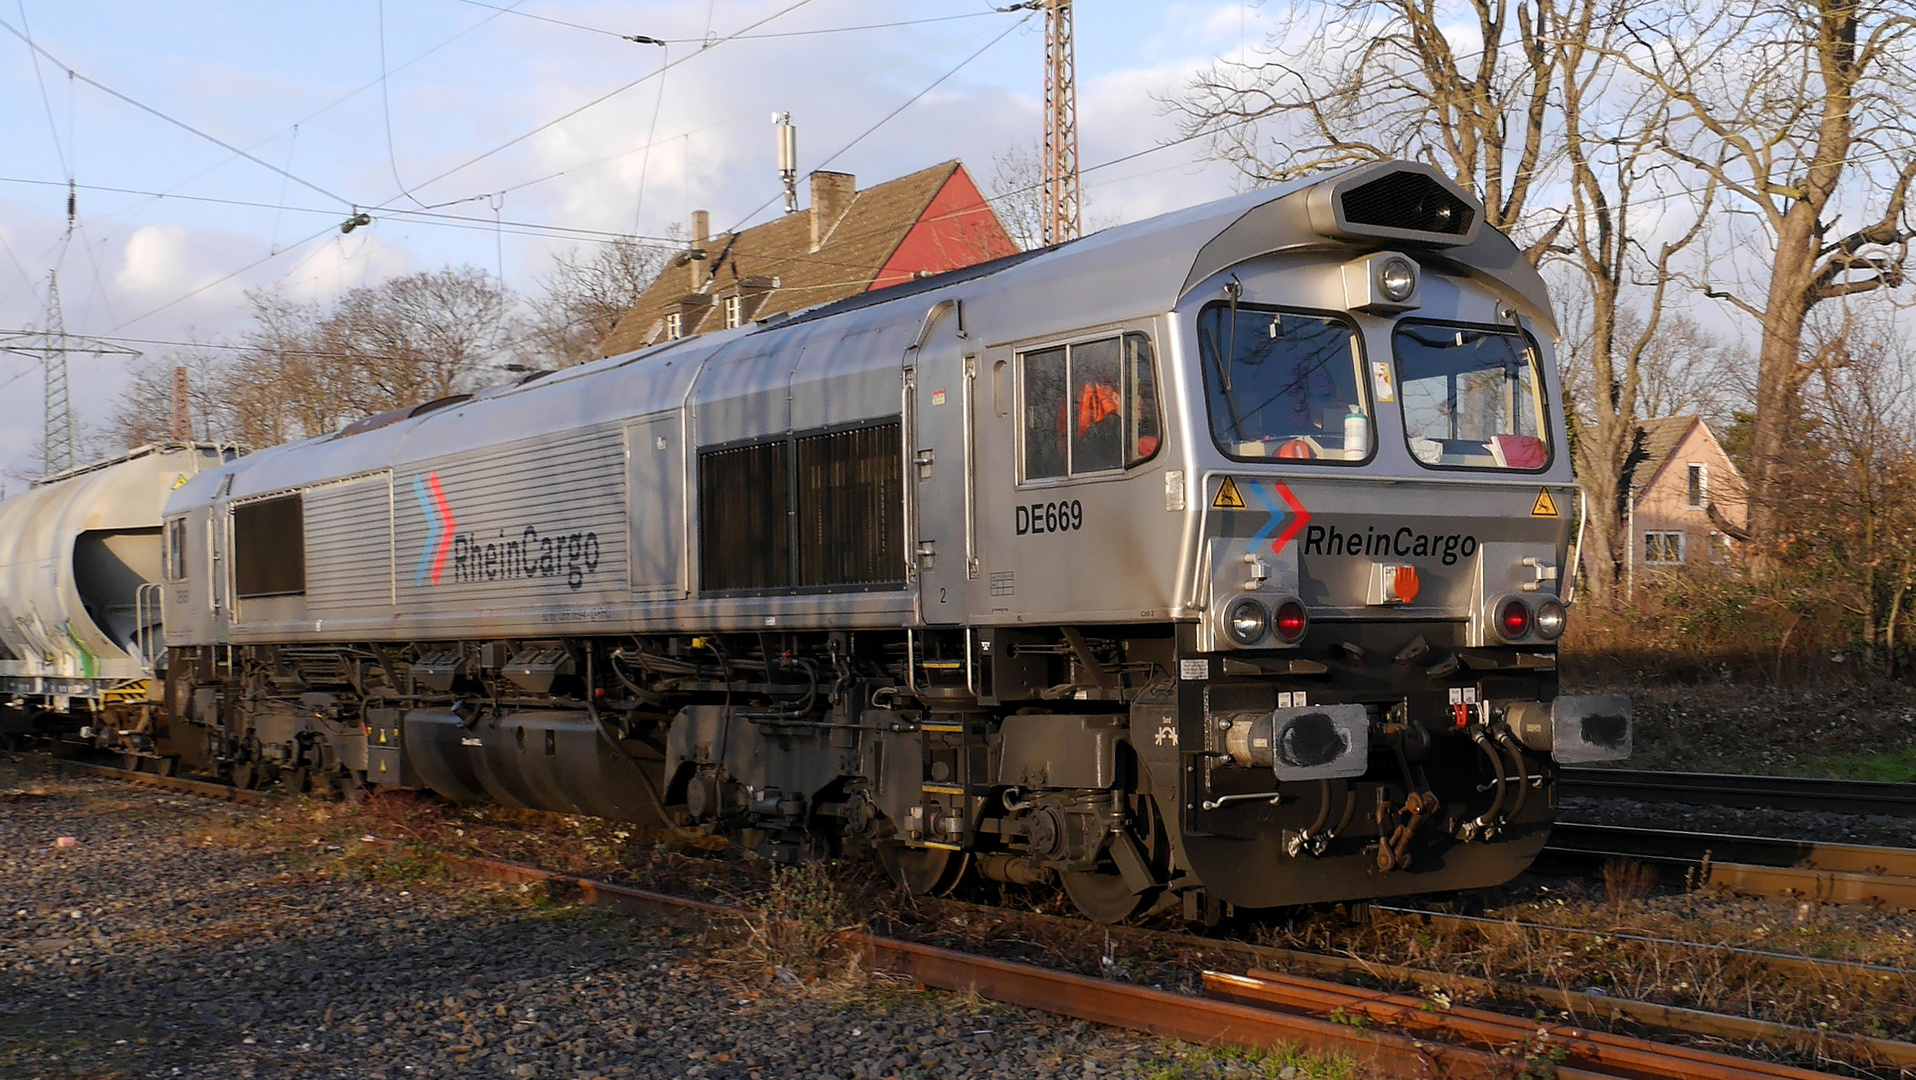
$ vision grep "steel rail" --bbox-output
[1548,822,1916,878]
[928,897,1916,1071]
[1544,822,1916,909]
[1367,903,1909,998]
[1206,970,1835,1080]
[0,750,268,804]
[15,750,1912,1070]
[406,845,1840,1080]
[1559,768,1916,818]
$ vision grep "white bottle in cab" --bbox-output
[1343,404,1368,460]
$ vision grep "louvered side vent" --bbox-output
[699,441,791,592]
[796,423,903,588]
[1340,172,1474,238]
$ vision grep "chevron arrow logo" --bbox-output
[412,472,456,586]
[1247,480,1311,556]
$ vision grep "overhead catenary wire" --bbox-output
[14,0,67,182]
[443,0,1003,44]
[376,0,428,209]
[0,14,357,209]
[372,0,824,209]
[723,10,1036,235]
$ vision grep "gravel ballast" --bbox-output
[1559,794,1916,849]
[0,762,1340,1080]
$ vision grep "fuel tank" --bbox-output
[402,708,667,824]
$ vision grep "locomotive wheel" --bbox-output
[1061,868,1154,924]
[286,767,311,795]
[231,762,261,790]
[880,845,968,896]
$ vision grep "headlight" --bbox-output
[1534,597,1566,639]
[1378,256,1417,302]
[1224,597,1268,646]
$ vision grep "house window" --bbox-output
[1687,463,1707,509]
[664,312,683,341]
[1709,530,1734,562]
[1644,531,1685,566]
[1021,332,1161,480]
[724,295,742,329]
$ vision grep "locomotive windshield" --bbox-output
[1393,322,1549,470]
[1196,304,1370,462]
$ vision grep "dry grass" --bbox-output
[1601,858,1658,912]
[1261,889,1916,1046]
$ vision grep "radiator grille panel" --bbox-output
[699,441,790,592]
[797,423,903,587]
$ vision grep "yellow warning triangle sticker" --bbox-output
[1212,476,1248,510]
[1531,488,1560,517]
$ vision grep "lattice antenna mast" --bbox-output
[1041,0,1080,245]
[40,272,72,474]
[0,271,141,476]
[171,366,191,441]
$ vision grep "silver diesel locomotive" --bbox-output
[157,161,1628,922]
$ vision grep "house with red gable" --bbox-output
[599,161,1018,354]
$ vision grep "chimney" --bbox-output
[688,210,710,288]
[810,172,856,251]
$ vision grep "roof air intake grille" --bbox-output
[1340,172,1474,237]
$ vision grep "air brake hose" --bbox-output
[1464,728,1505,837]
[1494,730,1530,824]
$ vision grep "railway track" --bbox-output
[428,847,1869,1080]
[1544,821,1916,908]
[1560,767,1916,818]
[10,750,1915,1074]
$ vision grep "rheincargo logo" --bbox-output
[411,471,604,591]
[412,472,456,586]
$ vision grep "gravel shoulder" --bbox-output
[0,761,1351,1080]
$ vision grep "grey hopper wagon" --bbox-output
[158,160,1628,922]
[0,442,233,753]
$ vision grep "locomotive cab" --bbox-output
[1131,164,1629,915]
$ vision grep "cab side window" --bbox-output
[1021,332,1160,481]
[165,518,186,581]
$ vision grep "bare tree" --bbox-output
[103,266,513,453]
[332,266,513,406]
[102,348,237,448]
[1799,313,1916,662]
[1620,0,1916,562]
[1548,0,1714,602]
[523,236,673,367]
[988,142,1045,251]
[1170,0,1565,258]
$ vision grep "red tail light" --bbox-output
[1499,598,1531,639]
[1274,599,1308,643]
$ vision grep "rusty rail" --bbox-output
[1206,970,1835,1080]
[19,750,1910,1073]
[397,845,1864,1079]
[1546,822,1916,909]
[1369,904,1908,999]
[1,750,267,804]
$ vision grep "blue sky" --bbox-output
[0,0,1281,480]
